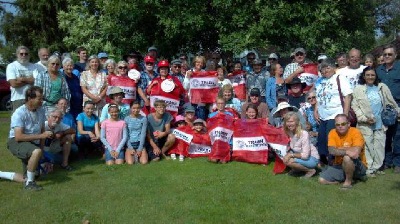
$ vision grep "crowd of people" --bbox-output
[1,44,400,191]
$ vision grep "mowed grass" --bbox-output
[1,113,400,223]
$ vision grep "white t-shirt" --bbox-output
[315,73,352,121]
[336,65,366,90]
[35,61,47,74]
[6,61,38,101]
[44,121,71,153]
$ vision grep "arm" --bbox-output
[100,128,113,152]
[298,131,311,159]
[283,64,304,83]
[343,94,351,116]
[137,87,149,106]
[99,105,109,123]
[14,127,51,142]
[81,86,100,102]
[138,117,148,151]
[61,76,71,102]
[55,128,76,139]
[9,77,35,88]
[265,79,275,109]
[158,122,171,139]
[328,146,362,159]
[182,71,192,90]
[94,122,100,138]
[115,125,128,154]
[351,89,369,123]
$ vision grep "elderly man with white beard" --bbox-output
[6,46,38,112]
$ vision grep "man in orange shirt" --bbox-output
[319,114,367,189]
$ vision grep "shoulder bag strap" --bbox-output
[336,75,345,109]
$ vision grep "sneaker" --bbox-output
[24,181,43,191]
[170,154,177,160]
[179,155,184,162]
[367,173,376,178]
[376,170,385,175]
[394,166,400,173]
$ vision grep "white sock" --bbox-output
[0,171,15,181]
[26,171,35,185]
[171,154,177,160]
[179,155,184,161]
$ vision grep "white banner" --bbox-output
[190,77,218,90]
[188,143,211,155]
[209,127,234,143]
[232,136,269,151]
[172,129,194,144]
[150,95,180,112]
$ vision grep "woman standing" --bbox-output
[35,55,70,115]
[266,63,286,110]
[352,67,399,176]
[80,55,108,116]
[107,61,137,105]
[62,57,83,119]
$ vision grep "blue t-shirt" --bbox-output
[62,112,77,130]
[366,85,383,130]
[76,112,99,137]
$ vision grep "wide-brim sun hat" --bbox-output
[273,102,298,117]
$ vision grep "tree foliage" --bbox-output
[0,0,381,62]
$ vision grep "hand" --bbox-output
[345,149,359,159]
[283,154,292,164]
[144,99,150,106]
[153,131,160,139]
[111,151,118,159]
[137,150,142,157]
[227,72,233,77]
[90,136,99,142]
[54,132,63,139]
[153,147,161,156]
[185,70,193,78]
[367,117,376,125]
[295,67,304,75]
[42,131,53,139]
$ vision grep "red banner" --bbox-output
[188,132,211,158]
[228,70,246,100]
[232,119,269,164]
[106,75,137,104]
[169,126,211,158]
[207,113,235,162]
[299,63,318,92]
[148,75,184,118]
[190,71,219,104]
[261,125,290,174]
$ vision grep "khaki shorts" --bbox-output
[7,138,40,160]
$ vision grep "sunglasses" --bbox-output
[335,122,348,127]
[51,63,60,66]
[118,66,128,69]
[19,52,29,56]
[383,53,393,57]
[146,62,154,65]
[295,52,304,56]
[307,96,316,100]
[268,58,277,61]
[173,65,181,68]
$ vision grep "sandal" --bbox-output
[339,184,353,190]
[61,164,74,171]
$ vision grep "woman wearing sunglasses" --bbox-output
[106,61,136,105]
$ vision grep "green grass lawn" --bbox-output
[1,116,399,223]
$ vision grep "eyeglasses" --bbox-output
[268,58,277,61]
[383,53,394,57]
[212,57,220,60]
[146,63,154,65]
[118,66,128,69]
[173,65,181,68]
[247,57,255,60]
[295,52,304,56]
[307,96,316,100]
[180,57,186,60]
[335,122,348,127]
[19,52,29,56]
[51,63,60,66]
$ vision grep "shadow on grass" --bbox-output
[392,181,400,190]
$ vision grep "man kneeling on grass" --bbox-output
[44,109,76,171]
[319,114,367,189]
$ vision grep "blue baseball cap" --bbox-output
[97,52,108,58]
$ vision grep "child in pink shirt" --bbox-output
[100,104,128,165]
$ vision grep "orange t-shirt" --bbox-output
[328,127,366,167]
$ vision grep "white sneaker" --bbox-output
[170,154,177,160]
[179,155,184,162]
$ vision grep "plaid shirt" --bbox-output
[138,70,159,90]
[34,71,71,104]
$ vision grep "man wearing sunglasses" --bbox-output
[283,47,308,83]
[376,44,400,173]
[6,46,38,112]
[319,114,367,189]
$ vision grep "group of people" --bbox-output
[2,43,400,191]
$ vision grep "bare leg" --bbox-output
[27,148,42,172]
[342,155,355,187]
[61,135,72,167]
[161,134,176,155]
[140,150,148,165]
[125,150,135,165]
[318,177,340,185]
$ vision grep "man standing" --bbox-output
[170,59,184,84]
[147,46,159,72]
[246,59,269,102]
[6,46,37,112]
[36,48,50,74]
[74,46,88,73]
[336,48,366,90]
[283,47,308,83]
[7,86,53,190]
[243,52,256,73]
[44,109,76,171]
[319,114,367,189]
[376,44,400,173]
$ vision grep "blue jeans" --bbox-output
[317,119,336,165]
[384,119,400,167]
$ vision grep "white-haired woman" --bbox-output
[62,57,83,119]
[35,55,70,115]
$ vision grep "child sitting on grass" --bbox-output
[125,101,148,165]
[100,104,127,165]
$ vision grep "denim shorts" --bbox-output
[128,141,140,149]
[105,150,125,162]
[294,156,319,169]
